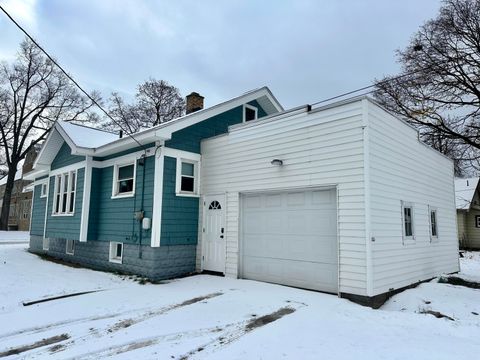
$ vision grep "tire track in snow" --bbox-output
[19,292,223,359]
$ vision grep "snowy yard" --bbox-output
[0,234,479,359]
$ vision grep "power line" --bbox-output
[310,70,424,107]
[0,5,146,151]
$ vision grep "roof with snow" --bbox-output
[57,121,118,148]
[455,177,479,210]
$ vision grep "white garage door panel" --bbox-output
[241,189,338,293]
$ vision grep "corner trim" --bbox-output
[362,99,373,297]
[79,156,92,242]
[151,143,164,247]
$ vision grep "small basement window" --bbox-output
[243,104,258,122]
[429,207,438,239]
[40,183,47,198]
[109,242,123,264]
[113,163,136,198]
[401,202,415,242]
[66,239,75,255]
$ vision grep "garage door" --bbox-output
[241,189,338,293]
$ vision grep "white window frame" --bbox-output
[109,241,123,264]
[175,158,200,197]
[40,183,48,198]
[52,170,77,216]
[42,237,49,251]
[429,206,439,241]
[401,201,415,244]
[112,162,136,199]
[243,104,258,123]
[66,239,75,255]
[21,199,30,219]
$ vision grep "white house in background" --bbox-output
[455,177,480,249]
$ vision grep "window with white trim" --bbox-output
[109,242,123,263]
[53,170,77,215]
[66,239,75,255]
[429,207,438,239]
[401,202,415,242]
[21,200,30,219]
[40,183,48,198]
[475,215,480,228]
[176,159,199,195]
[243,104,258,122]
[112,163,135,198]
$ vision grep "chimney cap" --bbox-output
[187,92,204,99]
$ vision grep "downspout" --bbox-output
[137,153,147,259]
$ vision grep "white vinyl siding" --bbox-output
[367,103,459,295]
[200,101,367,295]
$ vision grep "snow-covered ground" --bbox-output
[0,231,29,244]
[0,238,479,359]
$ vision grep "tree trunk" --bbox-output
[0,164,18,231]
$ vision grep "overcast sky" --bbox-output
[0,0,442,109]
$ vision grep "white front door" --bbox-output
[203,194,226,273]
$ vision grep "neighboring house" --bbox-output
[455,177,480,249]
[25,87,459,306]
[0,147,38,231]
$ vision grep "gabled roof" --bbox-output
[26,86,282,180]
[455,177,479,210]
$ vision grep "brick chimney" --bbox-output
[186,92,204,114]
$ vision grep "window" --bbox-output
[243,104,258,122]
[109,242,123,264]
[40,183,47,198]
[429,207,438,239]
[9,203,16,218]
[22,200,30,219]
[113,163,135,198]
[181,162,195,193]
[401,202,415,242]
[53,170,77,215]
[476,215,480,228]
[175,159,199,196]
[66,239,75,255]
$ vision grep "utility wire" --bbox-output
[0,5,146,151]
[310,69,424,107]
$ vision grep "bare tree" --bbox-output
[0,39,97,230]
[103,78,185,134]
[374,0,480,174]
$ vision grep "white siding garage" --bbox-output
[241,189,337,293]
[198,97,458,302]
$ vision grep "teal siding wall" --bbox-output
[88,156,154,244]
[30,184,46,236]
[165,101,267,153]
[51,142,85,170]
[160,156,199,246]
[45,168,84,240]
[93,143,156,161]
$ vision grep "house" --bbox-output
[25,87,459,306]
[455,177,480,249]
[0,147,38,231]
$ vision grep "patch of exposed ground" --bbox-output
[419,309,455,321]
[439,276,480,289]
[178,306,297,359]
[0,333,70,357]
[107,292,223,334]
